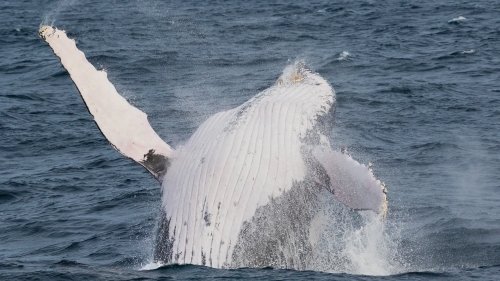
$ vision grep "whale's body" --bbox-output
[158,68,334,267]
[40,26,387,269]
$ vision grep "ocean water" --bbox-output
[1,0,500,280]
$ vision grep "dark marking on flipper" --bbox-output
[141,149,170,180]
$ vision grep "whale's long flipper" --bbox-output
[312,146,387,215]
[40,26,173,181]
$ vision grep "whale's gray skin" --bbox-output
[40,26,387,269]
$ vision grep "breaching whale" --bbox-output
[40,26,387,269]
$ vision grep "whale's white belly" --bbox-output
[161,75,334,267]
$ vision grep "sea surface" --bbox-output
[1,0,500,280]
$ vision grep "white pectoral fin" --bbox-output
[40,26,173,181]
[312,147,387,215]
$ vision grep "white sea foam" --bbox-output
[140,261,165,271]
[308,191,404,276]
[461,49,475,54]
[340,212,400,275]
[337,51,350,61]
[448,16,466,23]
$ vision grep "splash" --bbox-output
[307,190,403,276]
[140,261,164,271]
[276,61,306,85]
[229,185,402,275]
[40,0,77,27]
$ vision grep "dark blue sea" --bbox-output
[1,0,500,280]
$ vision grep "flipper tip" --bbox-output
[39,25,53,39]
[312,146,389,216]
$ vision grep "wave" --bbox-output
[337,51,350,61]
[448,16,466,23]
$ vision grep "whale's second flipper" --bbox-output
[312,146,387,215]
[40,26,173,181]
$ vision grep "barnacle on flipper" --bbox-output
[39,25,51,38]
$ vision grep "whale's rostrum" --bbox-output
[40,26,387,269]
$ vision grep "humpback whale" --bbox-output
[40,26,387,269]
